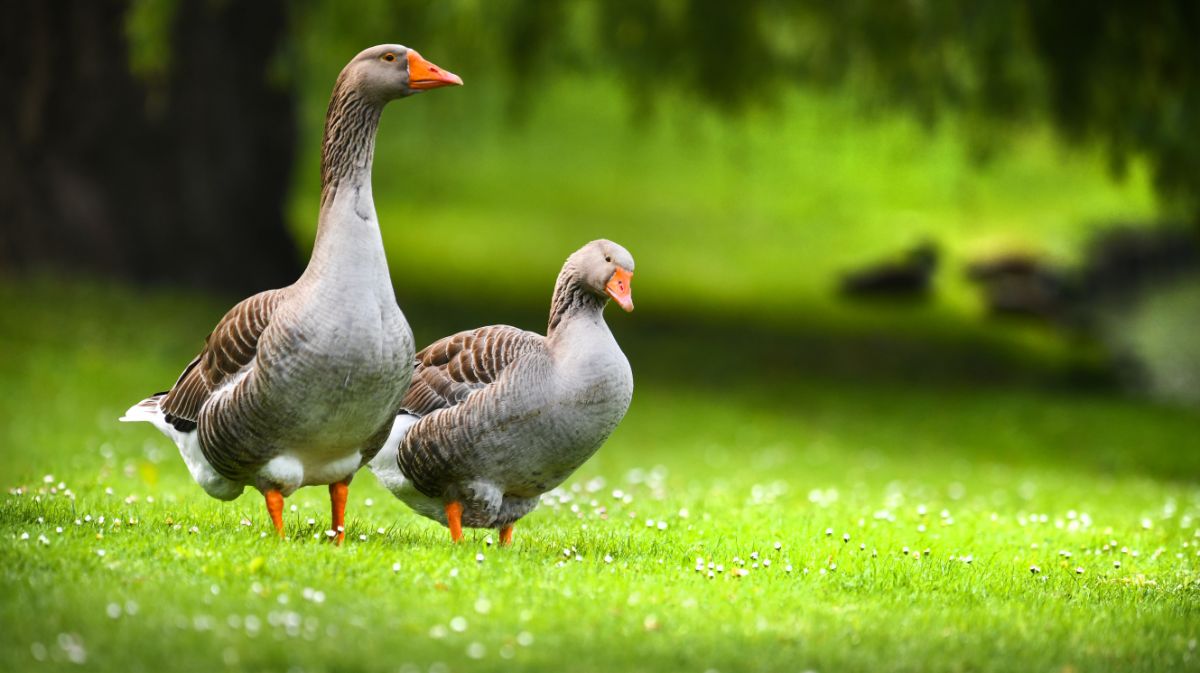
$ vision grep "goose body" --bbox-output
[370,240,635,543]
[121,44,463,541]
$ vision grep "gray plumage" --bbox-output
[121,45,460,503]
[370,240,636,532]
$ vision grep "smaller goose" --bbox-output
[370,240,635,544]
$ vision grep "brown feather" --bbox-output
[159,289,286,430]
[400,325,543,417]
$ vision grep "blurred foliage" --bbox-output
[123,0,177,82]
[281,0,1197,221]
[122,0,1198,217]
[287,76,1153,328]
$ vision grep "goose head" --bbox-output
[572,240,636,312]
[341,44,463,102]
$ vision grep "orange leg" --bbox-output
[265,489,285,539]
[329,481,349,545]
[445,501,464,542]
[499,524,514,546]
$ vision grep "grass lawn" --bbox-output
[2,279,1198,672]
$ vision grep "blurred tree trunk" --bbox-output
[0,0,298,294]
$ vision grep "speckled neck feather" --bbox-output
[547,264,606,334]
[320,73,383,208]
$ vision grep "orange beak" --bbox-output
[407,50,463,90]
[605,268,634,312]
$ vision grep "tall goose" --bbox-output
[370,240,635,544]
[121,45,462,543]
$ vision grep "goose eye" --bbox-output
[605,256,612,263]
[382,53,396,63]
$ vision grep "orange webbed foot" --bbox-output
[329,481,348,545]
[445,501,464,543]
[265,489,285,539]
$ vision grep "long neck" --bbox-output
[320,75,383,207]
[302,76,390,289]
[547,267,607,337]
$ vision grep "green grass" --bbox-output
[2,280,1198,672]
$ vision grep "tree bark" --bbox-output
[0,0,298,294]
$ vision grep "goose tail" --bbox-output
[119,394,166,424]
[368,413,420,492]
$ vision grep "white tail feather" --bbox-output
[368,414,420,491]
[119,397,162,423]
[117,395,242,501]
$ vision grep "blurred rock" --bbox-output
[1077,225,1200,407]
[1078,225,1200,306]
[1105,274,1200,408]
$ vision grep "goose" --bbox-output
[120,45,462,543]
[369,240,635,544]
[839,241,939,299]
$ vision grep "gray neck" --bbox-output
[301,77,391,291]
[547,267,607,338]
